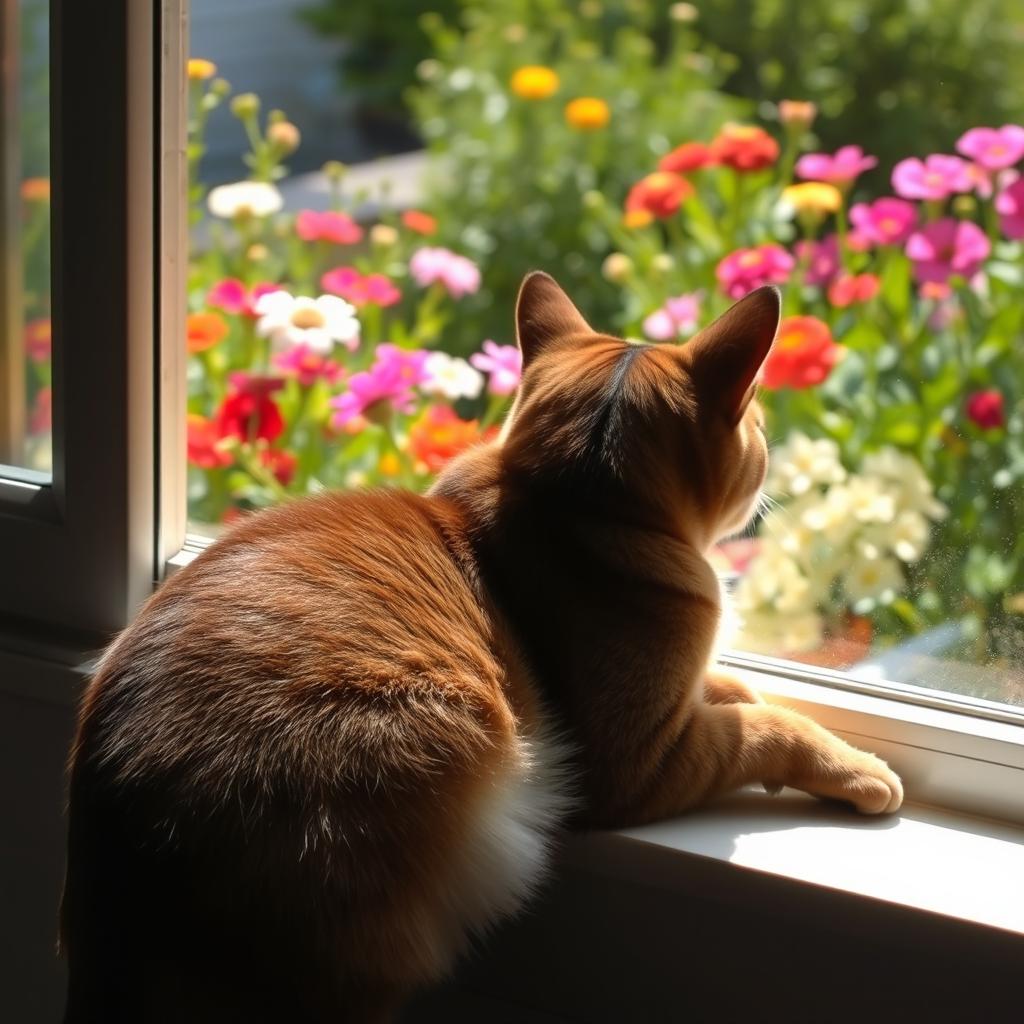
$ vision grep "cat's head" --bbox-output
[498,272,779,550]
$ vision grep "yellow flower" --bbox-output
[565,97,610,131]
[781,182,842,216]
[510,65,560,100]
[622,208,654,229]
[187,58,217,81]
[378,452,402,477]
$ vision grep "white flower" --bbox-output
[843,552,904,605]
[767,432,846,497]
[734,540,817,613]
[207,180,284,219]
[254,291,360,354]
[865,510,932,563]
[736,609,823,655]
[421,352,484,400]
[861,448,947,520]
[800,488,858,546]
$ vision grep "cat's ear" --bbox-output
[515,271,593,369]
[685,285,780,426]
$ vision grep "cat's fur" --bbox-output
[61,274,902,1023]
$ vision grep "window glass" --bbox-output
[187,0,1024,707]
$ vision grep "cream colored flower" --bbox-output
[799,488,858,546]
[255,291,360,353]
[861,448,947,520]
[767,432,846,497]
[736,609,823,655]
[843,476,897,524]
[843,552,903,605]
[421,352,484,400]
[207,180,283,219]
[865,510,932,563]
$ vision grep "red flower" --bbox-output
[187,413,232,469]
[187,312,229,354]
[966,390,1004,430]
[401,210,438,236]
[658,141,713,174]
[708,124,779,172]
[215,375,285,443]
[408,405,482,472]
[25,317,51,363]
[261,448,298,485]
[625,171,693,219]
[761,316,840,390]
[828,273,881,308]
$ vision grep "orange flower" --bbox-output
[187,58,217,81]
[778,100,817,130]
[25,317,51,363]
[186,311,229,354]
[20,178,50,202]
[510,65,560,100]
[565,97,610,130]
[401,209,438,236]
[761,316,840,390]
[828,273,880,308]
[261,448,298,485]
[186,413,232,469]
[408,405,481,472]
[658,141,713,174]
[622,208,654,229]
[708,123,779,172]
[625,172,693,219]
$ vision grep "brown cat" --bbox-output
[61,274,901,1023]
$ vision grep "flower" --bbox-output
[966,390,1005,430]
[793,235,841,286]
[780,182,843,216]
[267,121,301,153]
[206,279,280,317]
[295,209,363,245]
[995,178,1024,240]
[187,58,217,81]
[30,387,51,434]
[827,273,880,308]
[510,65,560,100]
[25,318,51,363]
[904,218,991,284]
[625,172,693,219]
[422,352,485,400]
[760,316,839,390]
[401,210,438,236]
[891,155,971,201]
[207,181,283,219]
[321,266,402,307]
[861,449,947,521]
[708,124,779,171]
[370,224,399,247]
[870,510,932,563]
[766,432,846,497]
[658,141,713,174]
[408,405,483,472]
[622,209,654,229]
[254,291,360,353]
[778,100,817,130]
[20,178,50,202]
[215,377,285,443]
[261,448,298,486]
[843,552,903,605]
[187,413,232,468]
[271,344,344,388]
[330,345,428,427]
[470,341,522,396]
[565,97,610,130]
[601,253,634,283]
[642,293,701,341]
[795,145,877,185]
[848,197,917,246]
[409,247,481,299]
[734,540,815,614]
[955,125,1024,171]
[186,312,229,354]
[716,244,794,299]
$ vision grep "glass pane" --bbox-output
[186,2,1024,709]
[0,0,50,477]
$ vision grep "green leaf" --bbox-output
[880,254,911,319]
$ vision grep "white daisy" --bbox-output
[767,432,846,497]
[254,291,360,354]
[207,180,284,219]
[421,352,484,400]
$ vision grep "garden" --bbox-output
[22,1,1024,701]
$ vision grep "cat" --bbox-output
[60,273,902,1023]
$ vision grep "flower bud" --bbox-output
[601,252,634,283]
[230,92,260,120]
[267,120,301,153]
[778,100,817,132]
[211,77,231,98]
[322,160,348,182]
[370,223,399,248]
[582,189,605,210]
[651,253,676,275]
[246,243,269,262]
[669,3,698,22]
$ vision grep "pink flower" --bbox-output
[207,278,279,317]
[642,292,701,341]
[848,198,917,246]
[956,126,1024,172]
[891,155,972,201]
[409,247,481,299]
[716,244,794,299]
[329,344,428,427]
[995,177,1024,240]
[793,234,840,286]
[795,145,877,185]
[321,266,402,307]
[965,390,1005,430]
[905,218,991,284]
[469,340,522,396]
[827,273,880,308]
[295,209,363,245]
[271,343,344,388]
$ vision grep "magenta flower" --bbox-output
[321,266,402,308]
[470,340,522,396]
[207,278,280,317]
[642,293,701,341]
[795,145,877,185]
[793,234,840,287]
[905,218,991,284]
[295,210,363,245]
[995,177,1024,240]
[329,344,428,427]
[848,198,918,247]
[891,155,972,200]
[409,247,481,299]
[956,126,1024,172]
[271,343,344,388]
[716,245,794,299]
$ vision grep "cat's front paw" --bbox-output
[832,753,903,815]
